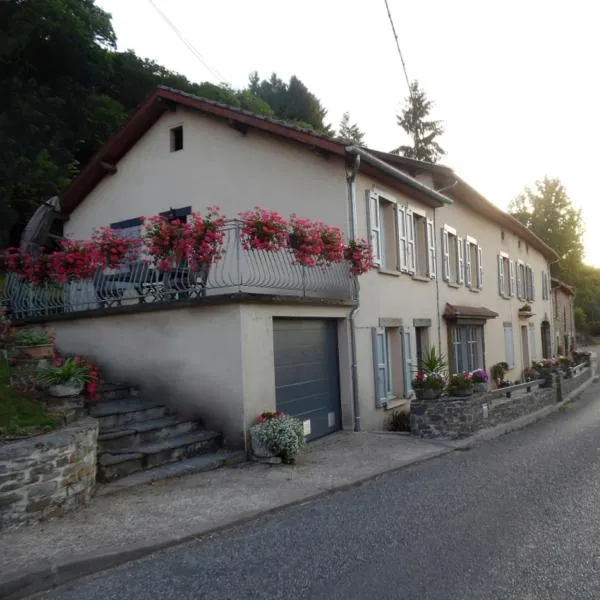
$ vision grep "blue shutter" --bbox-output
[372,328,389,407]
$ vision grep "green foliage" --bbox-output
[251,414,305,462]
[509,177,584,282]
[574,307,587,331]
[490,362,508,385]
[0,362,56,437]
[393,80,445,163]
[418,346,447,374]
[36,358,93,386]
[337,112,365,145]
[15,329,51,347]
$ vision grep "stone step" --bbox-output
[97,450,247,495]
[97,430,223,482]
[90,398,169,429]
[98,416,201,452]
[96,383,139,401]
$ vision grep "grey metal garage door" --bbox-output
[273,318,341,442]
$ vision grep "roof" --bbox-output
[371,151,560,262]
[443,303,499,320]
[551,277,576,296]
[59,86,449,216]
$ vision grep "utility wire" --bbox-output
[383,0,413,99]
[147,0,227,84]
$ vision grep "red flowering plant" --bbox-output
[343,238,374,275]
[239,207,289,252]
[184,207,226,271]
[2,249,54,287]
[256,410,285,423]
[49,240,102,283]
[288,215,324,267]
[4,248,31,279]
[318,224,345,265]
[142,215,188,271]
[92,227,141,269]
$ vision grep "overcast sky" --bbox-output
[97,0,599,264]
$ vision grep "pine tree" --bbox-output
[337,112,365,145]
[393,80,445,163]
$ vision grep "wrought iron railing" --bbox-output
[0,220,357,320]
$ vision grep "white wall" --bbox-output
[64,108,348,238]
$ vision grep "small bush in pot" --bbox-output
[412,371,446,399]
[250,411,305,464]
[14,329,54,359]
[447,372,474,397]
[37,357,97,397]
[471,369,489,392]
[491,362,508,388]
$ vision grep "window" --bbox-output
[368,191,435,278]
[464,237,483,289]
[373,325,413,405]
[170,126,183,152]
[448,325,484,374]
[442,226,460,284]
[504,324,515,368]
[498,253,514,297]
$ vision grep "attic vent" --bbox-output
[170,125,183,152]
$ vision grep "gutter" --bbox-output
[345,146,452,207]
[346,154,361,432]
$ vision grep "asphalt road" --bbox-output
[31,383,600,600]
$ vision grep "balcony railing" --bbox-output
[0,220,357,320]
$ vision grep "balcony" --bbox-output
[1,220,357,321]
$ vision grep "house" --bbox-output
[3,86,560,446]
[551,278,576,354]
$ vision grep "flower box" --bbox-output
[48,382,84,397]
[15,344,54,360]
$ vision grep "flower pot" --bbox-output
[250,430,281,464]
[473,382,489,393]
[422,388,443,400]
[16,344,54,360]
[48,382,85,397]
[449,388,473,397]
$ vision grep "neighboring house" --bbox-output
[4,87,561,445]
[551,278,576,354]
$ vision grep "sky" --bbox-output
[97,0,600,264]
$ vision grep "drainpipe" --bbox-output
[346,154,361,432]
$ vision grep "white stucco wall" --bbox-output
[64,107,348,239]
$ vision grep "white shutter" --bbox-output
[406,207,416,274]
[442,228,450,282]
[426,218,436,279]
[529,322,537,362]
[477,245,484,289]
[498,254,505,296]
[529,266,535,301]
[464,239,472,288]
[372,328,389,408]
[367,190,381,266]
[504,325,514,368]
[402,326,413,398]
[457,237,464,285]
[509,259,516,297]
[396,205,407,272]
[516,262,523,299]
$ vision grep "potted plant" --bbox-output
[14,329,54,359]
[36,357,97,397]
[447,372,474,397]
[239,207,289,252]
[518,303,533,318]
[343,238,374,275]
[491,362,508,388]
[250,411,305,464]
[288,215,323,267]
[471,369,489,393]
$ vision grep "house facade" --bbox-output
[4,87,560,446]
[551,278,576,354]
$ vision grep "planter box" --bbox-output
[448,388,473,397]
[48,382,85,398]
[15,344,54,360]
[473,382,489,393]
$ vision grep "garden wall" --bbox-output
[0,417,98,530]
[411,365,594,439]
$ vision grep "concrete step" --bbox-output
[90,398,169,429]
[97,450,247,495]
[98,416,201,452]
[97,430,223,482]
[96,382,139,401]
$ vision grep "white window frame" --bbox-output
[442,225,456,283]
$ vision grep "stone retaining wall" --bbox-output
[0,417,98,530]
[411,366,593,439]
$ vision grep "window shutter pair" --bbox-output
[395,203,416,274]
[367,190,381,266]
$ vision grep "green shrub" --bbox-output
[15,329,51,346]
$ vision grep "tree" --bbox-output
[509,177,584,282]
[337,112,365,145]
[393,80,445,163]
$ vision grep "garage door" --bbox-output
[273,318,341,442]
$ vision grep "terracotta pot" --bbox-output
[48,381,85,397]
[16,344,54,360]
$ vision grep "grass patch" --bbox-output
[0,361,57,438]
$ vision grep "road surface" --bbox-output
[31,383,600,599]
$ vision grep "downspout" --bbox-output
[346,154,361,432]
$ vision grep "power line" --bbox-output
[147,0,227,84]
[383,0,413,98]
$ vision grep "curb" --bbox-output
[0,445,453,600]
[2,372,597,599]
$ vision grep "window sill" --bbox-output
[383,398,410,411]
[446,282,460,289]
[378,267,401,277]
[469,287,480,293]
[412,274,431,283]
